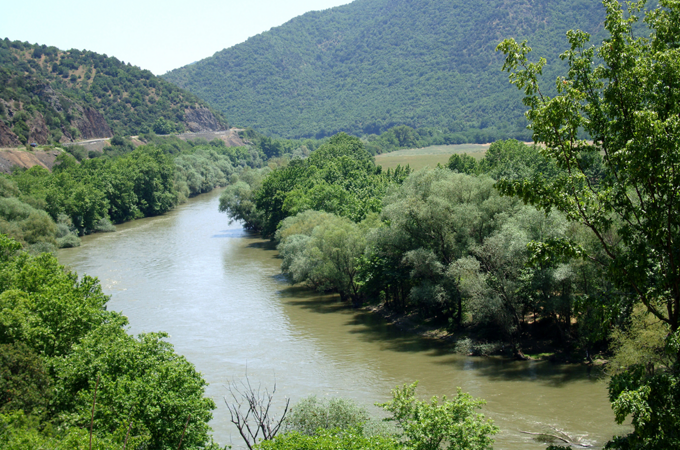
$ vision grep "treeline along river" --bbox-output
[57,188,629,449]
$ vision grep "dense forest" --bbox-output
[164,0,613,141]
[223,135,601,351]
[0,39,228,147]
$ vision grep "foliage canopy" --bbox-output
[497,0,680,447]
[164,0,612,140]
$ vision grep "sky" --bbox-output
[1,0,353,75]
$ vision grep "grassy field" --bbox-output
[374,143,490,171]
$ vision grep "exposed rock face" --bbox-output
[28,112,50,145]
[0,99,17,119]
[38,83,113,140]
[184,107,226,132]
[34,83,64,114]
[72,107,113,139]
[0,121,21,147]
[24,83,112,142]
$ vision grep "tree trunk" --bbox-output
[456,294,462,328]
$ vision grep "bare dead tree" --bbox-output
[224,375,290,450]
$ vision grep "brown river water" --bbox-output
[58,188,630,449]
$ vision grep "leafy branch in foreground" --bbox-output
[497,0,680,447]
[377,382,498,450]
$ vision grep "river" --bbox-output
[57,188,629,449]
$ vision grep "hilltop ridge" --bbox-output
[0,39,229,147]
[164,0,610,140]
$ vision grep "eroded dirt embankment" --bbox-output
[176,128,246,146]
[0,129,247,174]
[0,148,62,174]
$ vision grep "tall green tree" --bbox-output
[497,1,680,447]
[0,234,220,449]
[254,133,390,237]
[375,169,518,326]
[277,210,371,305]
[219,168,271,231]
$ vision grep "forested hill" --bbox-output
[163,0,609,140]
[0,39,229,147]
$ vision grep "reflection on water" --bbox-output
[58,189,629,449]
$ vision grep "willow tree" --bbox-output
[497,1,680,447]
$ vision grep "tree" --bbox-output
[377,382,498,450]
[376,169,517,326]
[0,242,111,358]
[277,210,370,305]
[128,147,177,216]
[0,342,52,415]
[219,168,271,231]
[476,139,561,181]
[0,234,220,449]
[152,117,176,135]
[224,376,289,450]
[254,134,389,237]
[52,325,218,450]
[497,1,680,447]
[447,154,478,175]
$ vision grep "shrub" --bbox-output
[56,233,80,248]
[20,211,57,245]
[0,177,19,198]
[27,241,57,255]
[65,145,87,162]
[94,217,116,233]
[285,396,390,437]
[0,197,34,222]
[256,428,400,450]
[0,411,124,450]
[378,382,498,450]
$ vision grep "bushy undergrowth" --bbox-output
[284,396,392,437]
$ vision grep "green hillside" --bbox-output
[163,0,609,140]
[0,39,229,147]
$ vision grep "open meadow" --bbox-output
[374,143,490,170]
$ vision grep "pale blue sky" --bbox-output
[1,0,353,75]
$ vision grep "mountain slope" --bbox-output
[163,0,609,140]
[0,39,229,146]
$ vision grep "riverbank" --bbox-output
[57,189,625,449]
[363,303,609,366]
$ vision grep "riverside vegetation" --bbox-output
[0,233,220,449]
[219,1,680,449]
[0,134,264,253]
[2,0,679,449]
[1,132,500,449]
